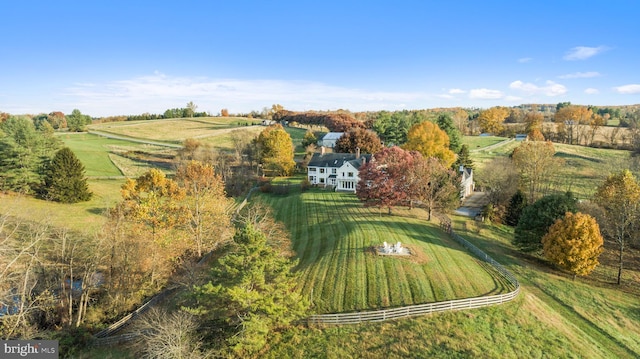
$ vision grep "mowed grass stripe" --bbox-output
[260,190,508,313]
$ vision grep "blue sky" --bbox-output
[1,1,639,116]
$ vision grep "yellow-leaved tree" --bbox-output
[255,124,295,176]
[477,106,509,134]
[542,212,604,279]
[512,140,562,203]
[594,169,640,284]
[403,121,456,167]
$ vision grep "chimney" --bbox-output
[356,147,360,159]
[321,146,326,156]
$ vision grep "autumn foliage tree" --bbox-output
[357,146,418,214]
[542,212,603,279]
[512,140,562,203]
[255,124,295,176]
[554,105,593,145]
[477,107,509,134]
[593,169,640,284]
[334,128,383,154]
[118,169,187,288]
[175,161,233,257]
[403,121,456,167]
[407,156,460,220]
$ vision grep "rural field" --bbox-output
[465,135,635,199]
[260,190,512,314]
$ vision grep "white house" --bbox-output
[307,147,370,192]
[318,132,344,148]
[459,166,474,199]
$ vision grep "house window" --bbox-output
[348,172,354,177]
[320,168,325,174]
[332,168,337,174]
[309,168,316,172]
[320,178,325,184]
[309,176,315,182]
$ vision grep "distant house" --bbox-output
[515,134,528,141]
[261,119,276,126]
[318,132,344,148]
[459,166,474,199]
[307,147,371,192]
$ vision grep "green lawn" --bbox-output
[58,133,130,177]
[260,190,510,314]
[258,216,640,358]
[462,135,509,150]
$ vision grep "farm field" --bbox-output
[470,136,634,199]
[88,117,259,144]
[260,190,511,314]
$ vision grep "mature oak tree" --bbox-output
[542,212,603,279]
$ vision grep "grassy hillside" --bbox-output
[260,190,511,314]
[259,217,640,358]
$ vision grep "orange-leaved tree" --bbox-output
[403,121,456,167]
[175,160,233,257]
[542,212,603,279]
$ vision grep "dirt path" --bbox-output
[470,138,515,152]
[87,130,183,148]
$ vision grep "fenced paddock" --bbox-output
[307,217,520,325]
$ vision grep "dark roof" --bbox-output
[307,152,372,168]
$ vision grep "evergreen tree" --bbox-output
[505,190,527,226]
[514,192,578,251]
[184,224,307,356]
[437,113,462,153]
[42,147,92,203]
[454,144,474,170]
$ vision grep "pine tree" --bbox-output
[184,224,307,355]
[505,190,527,226]
[42,147,92,203]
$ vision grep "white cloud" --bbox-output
[613,84,640,94]
[558,71,601,79]
[437,94,455,99]
[63,73,438,116]
[518,57,532,63]
[509,80,567,96]
[505,95,523,102]
[584,88,599,95]
[448,88,466,94]
[469,88,503,100]
[563,46,607,61]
